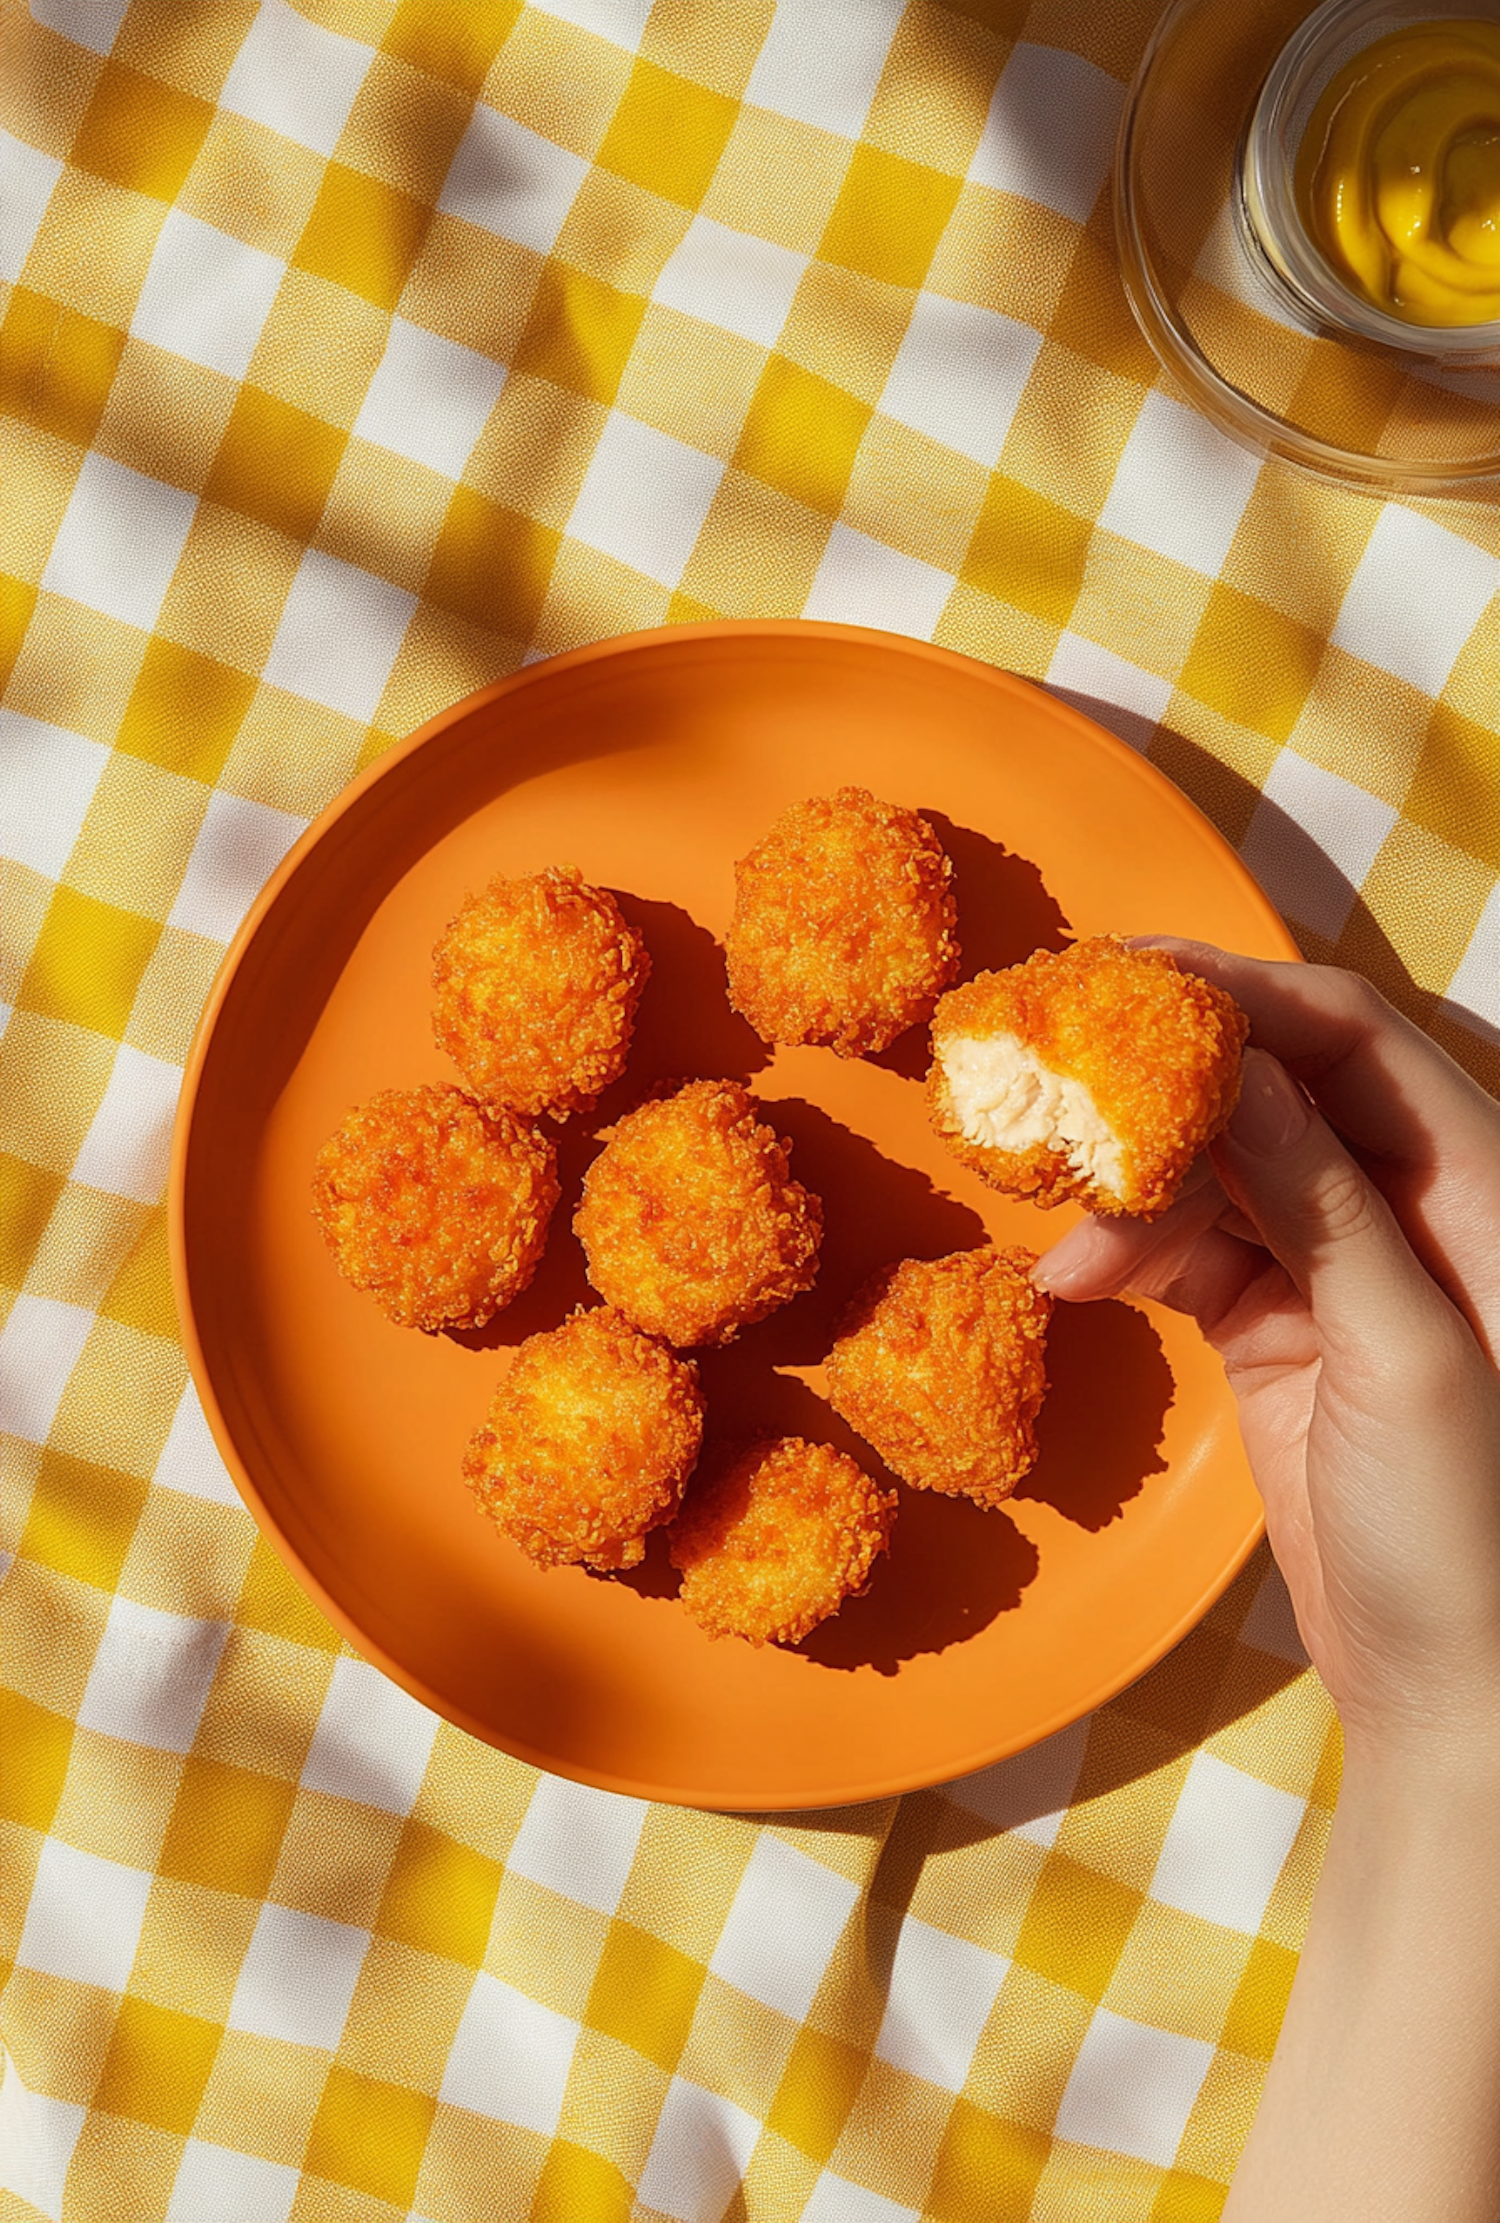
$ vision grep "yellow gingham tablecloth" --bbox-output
[2,0,1497,2216]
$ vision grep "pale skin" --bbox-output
[1034,942,1500,2221]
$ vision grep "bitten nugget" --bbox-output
[311,1083,558,1331]
[463,1306,704,1571]
[928,939,1248,1219]
[725,787,959,1057]
[432,865,649,1119]
[827,1248,1052,1510]
[574,1080,821,1347]
[668,1436,897,1646]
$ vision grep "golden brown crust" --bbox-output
[574,1079,822,1347]
[725,787,959,1057]
[432,865,649,1120]
[311,1083,558,1331]
[463,1306,704,1571]
[928,939,1249,1219]
[668,1436,897,1645]
[826,1248,1052,1509]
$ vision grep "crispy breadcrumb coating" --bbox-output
[432,865,649,1120]
[725,787,959,1057]
[928,939,1248,1219]
[574,1080,822,1347]
[827,1248,1052,1510]
[668,1436,897,1646]
[311,1083,558,1331]
[463,1306,704,1571]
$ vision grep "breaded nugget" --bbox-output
[826,1248,1051,1510]
[725,787,959,1057]
[463,1306,704,1571]
[668,1436,897,1646]
[574,1079,821,1347]
[432,865,649,1119]
[311,1083,558,1331]
[928,939,1248,1219]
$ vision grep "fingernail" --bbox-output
[1228,1050,1309,1157]
[1032,1225,1104,1294]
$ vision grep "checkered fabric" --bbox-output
[1,0,1496,2217]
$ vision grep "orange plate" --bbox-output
[171,623,1297,1811]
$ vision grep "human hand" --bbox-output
[1035,944,1500,1764]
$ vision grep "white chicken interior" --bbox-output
[939,1031,1128,1198]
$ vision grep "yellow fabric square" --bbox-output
[381,0,521,96]
[304,2063,436,2211]
[295,162,431,313]
[194,2028,325,2169]
[1151,2168,1230,2221]
[425,484,560,639]
[99,1208,177,1341]
[1405,705,1500,870]
[1047,209,1159,384]
[204,385,349,548]
[927,2100,1050,2223]
[928,184,1075,331]
[0,1967,116,2108]
[1219,1936,1299,2062]
[864,3,1010,173]
[0,1689,73,1833]
[765,2024,868,2163]
[961,476,1091,627]
[0,1554,108,1721]
[3,10,102,161]
[1181,587,1325,746]
[0,285,127,450]
[702,106,852,254]
[375,1820,501,1966]
[1013,1854,1144,2001]
[19,1450,151,1591]
[21,1184,148,1316]
[514,262,648,408]
[93,1995,220,2136]
[236,1535,343,1652]
[0,1011,116,1181]
[63,2106,182,2219]
[552,167,691,298]
[5,595,151,750]
[129,1876,261,2027]
[585,1920,705,2076]
[178,112,327,261]
[596,58,737,209]
[400,210,542,366]
[465,371,602,530]
[64,752,211,924]
[70,60,213,204]
[733,353,872,517]
[16,885,162,1040]
[96,336,239,499]
[530,2138,633,2223]
[1114,1624,1237,1747]
[819,142,962,291]
[124,925,226,1068]
[485,8,633,163]
[1289,337,1403,455]
[319,441,454,599]
[111,0,259,103]
[116,635,257,785]
[1,575,39,694]
[157,1756,297,1898]
[0,1154,65,1289]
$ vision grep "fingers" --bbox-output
[1035,1158,1228,1301]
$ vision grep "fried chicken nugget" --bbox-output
[463,1306,704,1571]
[311,1083,558,1331]
[668,1436,897,1646]
[725,787,959,1057]
[574,1079,822,1347]
[432,865,649,1119]
[826,1248,1051,1510]
[928,939,1248,1220]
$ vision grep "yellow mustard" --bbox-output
[1295,19,1500,327]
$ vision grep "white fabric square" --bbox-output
[878,292,1041,470]
[354,317,507,480]
[709,1837,858,2022]
[130,210,287,382]
[76,1595,227,1755]
[0,2058,85,2223]
[228,1903,369,2051]
[802,2172,921,2223]
[219,0,373,159]
[0,130,63,283]
[439,104,590,255]
[526,0,653,51]
[16,1839,152,1993]
[1150,1751,1306,1933]
[745,0,905,140]
[873,1916,1008,2092]
[969,43,1124,223]
[1331,505,1499,698]
[299,1655,440,1814]
[28,0,129,55]
[1054,2007,1214,2165]
[1044,633,1173,753]
[504,1773,647,1914]
[802,523,955,640]
[1446,882,1500,1034]
[0,710,109,881]
[165,2141,299,2223]
[439,1971,579,2132]
[944,1718,1089,1850]
[0,1295,93,1445]
[566,411,723,586]
[635,2076,762,2223]
[41,454,196,632]
[1099,389,1262,577]
[69,1043,182,1204]
[167,786,307,945]
[154,1382,242,1507]
[262,550,416,724]
[1239,748,1397,940]
[652,215,807,349]
[1237,1562,1309,1665]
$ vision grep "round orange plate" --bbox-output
[171,622,1297,1811]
